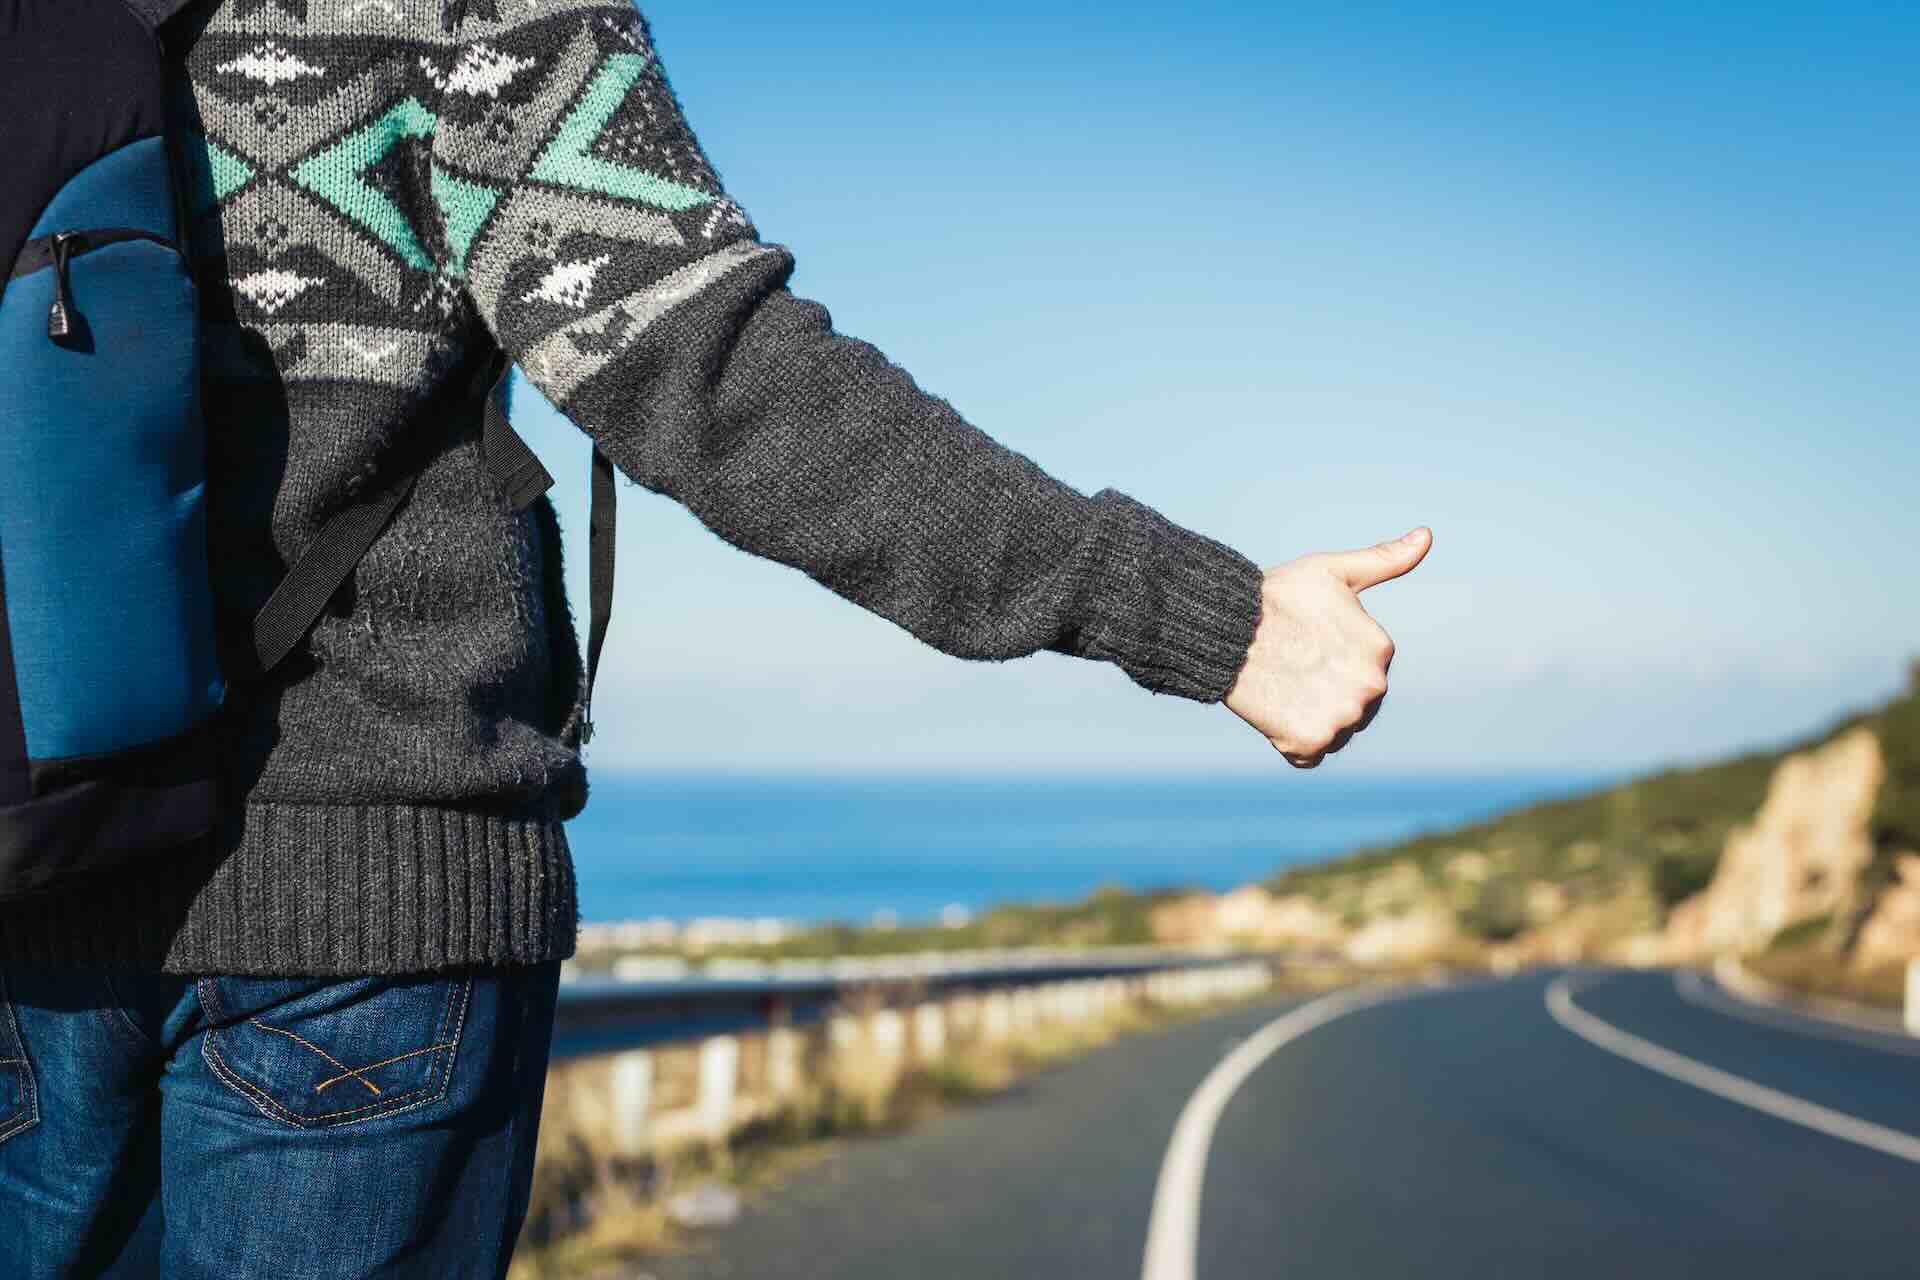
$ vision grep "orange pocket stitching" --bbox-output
[312,1040,458,1094]
[205,1035,431,1124]
[248,1017,384,1095]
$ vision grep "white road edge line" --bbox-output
[1139,983,1423,1280]
[1672,969,1920,1058]
[1546,974,1920,1166]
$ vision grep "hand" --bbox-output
[1223,528,1432,769]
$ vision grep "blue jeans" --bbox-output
[0,961,562,1278]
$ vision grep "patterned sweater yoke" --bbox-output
[0,0,1265,975]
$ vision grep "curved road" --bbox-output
[652,970,1920,1279]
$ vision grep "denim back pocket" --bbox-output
[198,971,473,1130]
[0,973,39,1144]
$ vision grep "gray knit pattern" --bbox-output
[0,0,1262,974]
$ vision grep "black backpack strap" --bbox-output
[487,362,614,740]
[243,339,518,679]
[483,373,556,512]
[487,365,616,745]
[583,444,616,744]
[243,466,423,678]
[239,355,618,750]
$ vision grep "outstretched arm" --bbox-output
[426,1,1262,704]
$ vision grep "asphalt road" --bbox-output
[650,970,1920,1280]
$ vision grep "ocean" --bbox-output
[563,771,1610,927]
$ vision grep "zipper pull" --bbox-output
[47,232,82,344]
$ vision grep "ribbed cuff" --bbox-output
[1080,489,1264,703]
[0,802,579,976]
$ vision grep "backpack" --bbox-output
[0,0,614,902]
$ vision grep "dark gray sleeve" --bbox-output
[430,2,1262,702]
[564,246,1264,702]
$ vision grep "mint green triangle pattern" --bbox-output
[291,97,439,270]
[431,165,501,279]
[180,134,256,215]
[206,140,256,204]
[528,54,715,212]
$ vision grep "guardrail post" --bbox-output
[698,1036,739,1140]
[871,1009,906,1066]
[1011,988,1036,1031]
[769,1028,802,1097]
[914,1003,946,1060]
[983,991,1011,1041]
[611,1050,653,1152]
[1907,958,1920,1036]
[949,994,977,1039]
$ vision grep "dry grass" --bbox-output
[506,1186,672,1280]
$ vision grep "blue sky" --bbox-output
[512,0,1919,777]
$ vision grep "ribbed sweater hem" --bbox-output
[0,801,579,975]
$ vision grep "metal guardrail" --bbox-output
[551,949,1291,1060]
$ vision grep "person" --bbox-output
[0,0,1428,1274]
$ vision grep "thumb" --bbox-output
[1323,527,1432,592]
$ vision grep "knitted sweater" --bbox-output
[0,0,1264,974]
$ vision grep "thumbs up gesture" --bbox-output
[1223,528,1431,769]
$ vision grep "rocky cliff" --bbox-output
[1663,728,1884,958]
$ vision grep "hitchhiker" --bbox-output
[0,0,1427,1273]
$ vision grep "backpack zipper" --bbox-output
[46,233,80,341]
[7,227,182,345]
